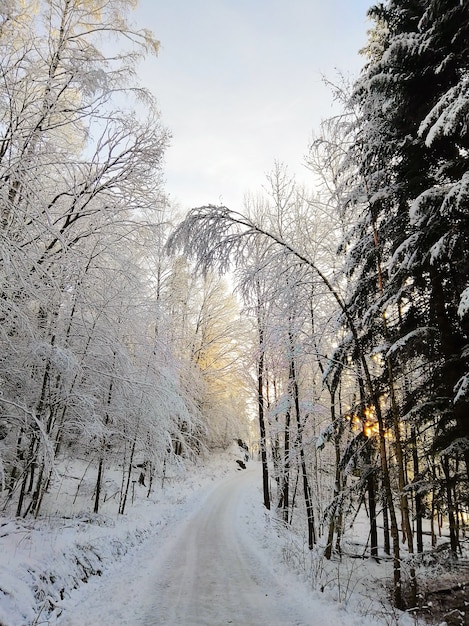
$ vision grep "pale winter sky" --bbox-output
[133,0,373,211]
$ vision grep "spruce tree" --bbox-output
[338,0,469,601]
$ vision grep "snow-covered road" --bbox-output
[55,466,316,626]
[140,469,309,625]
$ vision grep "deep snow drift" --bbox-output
[1,448,416,625]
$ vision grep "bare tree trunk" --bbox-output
[147,460,154,498]
[257,294,270,510]
[280,410,290,522]
[288,337,316,549]
[411,426,424,553]
[289,467,300,525]
[382,488,391,555]
[16,472,28,518]
[367,469,378,559]
[311,297,342,560]
[376,406,403,608]
[324,394,341,560]
[119,432,137,515]
[94,362,114,514]
[94,456,104,514]
[442,456,459,555]
[16,436,37,517]
[7,428,24,495]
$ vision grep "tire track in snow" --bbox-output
[143,469,309,626]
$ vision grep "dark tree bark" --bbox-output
[257,297,270,511]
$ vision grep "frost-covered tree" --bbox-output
[0,0,213,518]
[335,0,469,605]
[167,165,349,543]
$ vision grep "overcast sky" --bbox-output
[133,0,373,211]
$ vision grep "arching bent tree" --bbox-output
[166,203,404,608]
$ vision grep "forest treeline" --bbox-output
[0,0,249,521]
[169,0,469,611]
[1,0,468,615]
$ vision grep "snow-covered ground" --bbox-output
[1,447,417,625]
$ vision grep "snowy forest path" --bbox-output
[141,467,310,625]
[54,464,316,625]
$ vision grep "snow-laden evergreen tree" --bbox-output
[339,0,469,591]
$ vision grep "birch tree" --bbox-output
[0,0,196,517]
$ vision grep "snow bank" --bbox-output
[0,444,420,626]
[0,448,241,626]
[0,514,154,625]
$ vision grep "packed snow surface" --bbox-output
[2,450,386,625]
[57,470,306,625]
[54,468,331,625]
